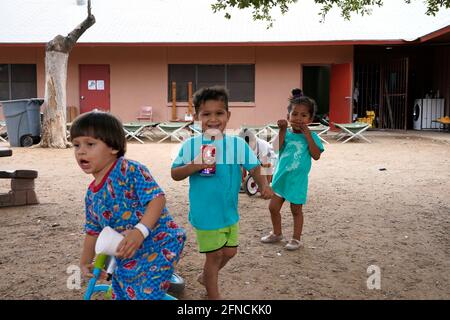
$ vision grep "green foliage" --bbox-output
[212,0,297,27]
[211,0,450,27]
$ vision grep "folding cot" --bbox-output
[155,121,191,143]
[333,122,371,143]
[307,123,330,144]
[123,121,159,143]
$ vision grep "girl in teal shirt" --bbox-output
[261,89,324,250]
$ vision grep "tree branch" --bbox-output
[46,0,95,52]
[88,0,92,16]
[64,13,96,50]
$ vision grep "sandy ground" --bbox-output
[0,132,449,300]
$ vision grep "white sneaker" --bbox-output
[261,232,284,243]
[285,239,301,250]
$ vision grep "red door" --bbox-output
[329,63,352,130]
[79,65,110,114]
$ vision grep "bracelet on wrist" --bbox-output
[134,223,150,239]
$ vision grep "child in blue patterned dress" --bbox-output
[261,89,324,251]
[71,111,186,300]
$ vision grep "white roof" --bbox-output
[0,0,449,44]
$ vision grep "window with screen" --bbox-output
[168,64,255,102]
[0,65,9,101]
[0,64,37,101]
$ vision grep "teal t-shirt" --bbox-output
[272,130,324,205]
[172,134,259,230]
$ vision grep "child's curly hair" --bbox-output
[287,88,317,119]
[193,86,229,114]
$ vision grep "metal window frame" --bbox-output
[0,64,37,100]
[168,63,255,102]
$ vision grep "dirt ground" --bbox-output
[0,132,449,300]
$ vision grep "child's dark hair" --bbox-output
[193,86,229,114]
[288,88,317,119]
[70,111,127,158]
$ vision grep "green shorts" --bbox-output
[195,223,239,253]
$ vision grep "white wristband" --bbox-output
[134,223,149,239]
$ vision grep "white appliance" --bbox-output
[413,98,445,130]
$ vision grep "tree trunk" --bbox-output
[40,51,70,148]
[39,0,95,148]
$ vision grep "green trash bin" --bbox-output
[0,98,44,147]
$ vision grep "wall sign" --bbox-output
[96,80,105,90]
[88,80,96,90]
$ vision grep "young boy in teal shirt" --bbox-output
[171,86,273,299]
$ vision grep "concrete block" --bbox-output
[11,178,35,191]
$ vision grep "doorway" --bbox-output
[302,66,330,121]
[379,58,409,129]
[79,64,110,114]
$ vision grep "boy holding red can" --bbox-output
[171,86,273,300]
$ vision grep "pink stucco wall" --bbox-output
[1,45,353,127]
[0,47,45,120]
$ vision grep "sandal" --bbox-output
[261,232,284,243]
[285,239,301,251]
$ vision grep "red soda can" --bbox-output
[200,144,216,176]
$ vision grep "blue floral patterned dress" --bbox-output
[84,157,186,300]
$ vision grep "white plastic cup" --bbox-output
[95,226,124,256]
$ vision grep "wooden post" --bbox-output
[188,82,193,116]
[384,81,394,129]
[171,81,177,121]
